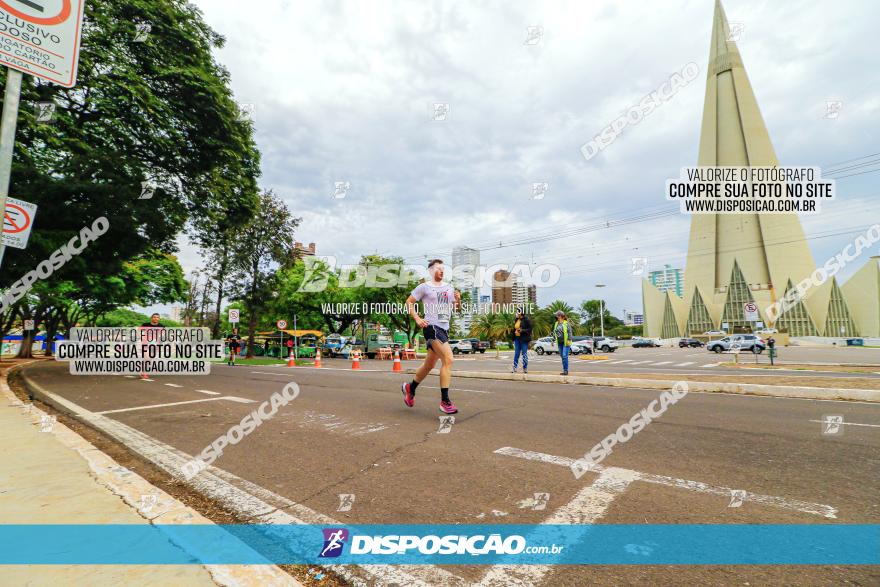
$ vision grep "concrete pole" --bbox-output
[0,68,24,269]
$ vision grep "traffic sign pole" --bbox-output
[0,68,23,269]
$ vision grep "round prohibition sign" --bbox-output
[277,320,288,329]
[744,302,758,313]
[3,203,31,234]
[0,0,71,26]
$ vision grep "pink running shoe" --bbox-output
[439,400,458,414]
[401,382,415,407]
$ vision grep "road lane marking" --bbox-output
[25,384,463,587]
[139,378,155,382]
[95,396,256,415]
[701,363,719,368]
[495,446,837,519]
[194,389,221,396]
[615,359,634,364]
[653,361,672,365]
[808,419,880,428]
[124,375,136,379]
[163,383,183,388]
[476,466,638,586]
[631,360,653,365]
[675,362,695,366]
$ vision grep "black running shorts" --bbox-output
[423,325,449,349]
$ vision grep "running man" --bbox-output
[225,327,242,366]
[400,259,461,414]
[140,312,165,328]
[137,313,165,379]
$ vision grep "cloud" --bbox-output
[181,0,880,316]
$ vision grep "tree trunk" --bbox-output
[211,252,228,339]
[245,263,259,359]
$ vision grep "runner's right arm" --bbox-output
[405,295,429,328]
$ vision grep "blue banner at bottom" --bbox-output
[0,524,877,565]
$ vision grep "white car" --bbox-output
[592,337,619,352]
[704,330,727,336]
[570,339,593,355]
[448,339,473,354]
[532,337,557,355]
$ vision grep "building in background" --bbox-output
[491,269,536,308]
[492,269,513,304]
[623,310,644,326]
[452,246,481,335]
[512,281,537,307]
[169,306,186,323]
[649,265,684,298]
[292,242,316,262]
[642,2,866,338]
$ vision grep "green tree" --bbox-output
[1,0,259,350]
[230,192,301,357]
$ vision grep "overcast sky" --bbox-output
[174,0,880,319]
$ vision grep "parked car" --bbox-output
[704,330,727,336]
[449,339,473,354]
[532,336,557,355]
[706,334,766,354]
[590,336,618,353]
[465,338,489,353]
[365,333,401,359]
[632,339,661,348]
[678,338,705,348]
[570,339,593,355]
[323,334,348,357]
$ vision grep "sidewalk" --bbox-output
[0,362,297,587]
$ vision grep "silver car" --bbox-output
[706,334,766,354]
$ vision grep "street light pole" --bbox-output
[596,284,606,337]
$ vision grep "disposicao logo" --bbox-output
[319,528,349,558]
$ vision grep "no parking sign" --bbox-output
[2,197,36,249]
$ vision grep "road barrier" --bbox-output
[392,350,401,372]
[314,349,322,368]
[287,351,296,368]
[351,350,361,370]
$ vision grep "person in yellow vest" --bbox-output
[553,310,572,376]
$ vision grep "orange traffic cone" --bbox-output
[351,350,360,370]
[287,350,296,367]
[314,349,322,368]
[392,349,402,372]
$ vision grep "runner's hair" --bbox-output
[428,259,443,269]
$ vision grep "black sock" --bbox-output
[441,388,450,402]
[410,380,419,395]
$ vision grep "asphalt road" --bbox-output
[21,361,880,586]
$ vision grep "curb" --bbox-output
[405,368,880,402]
[17,365,451,587]
[5,366,300,587]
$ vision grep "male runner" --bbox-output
[140,313,165,328]
[401,259,461,414]
[138,313,165,379]
[225,327,242,366]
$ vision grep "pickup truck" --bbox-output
[465,338,489,353]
